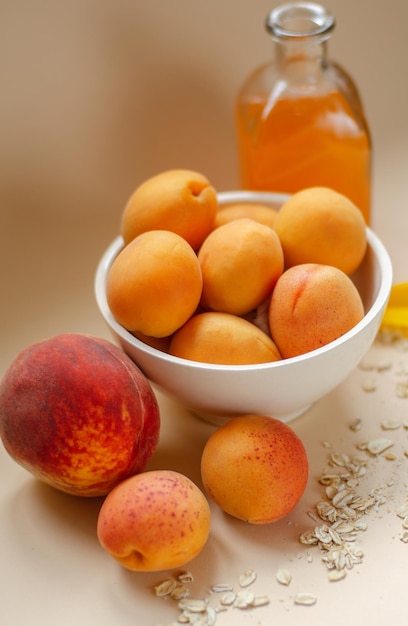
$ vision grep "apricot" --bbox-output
[121,169,218,250]
[214,202,278,229]
[0,334,160,497]
[268,263,365,358]
[169,311,281,365]
[201,415,308,523]
[106,230,203,337]
[97,470,211,571]
[198,218,284,315]
[274,187,367,275]
[131,331,172,353]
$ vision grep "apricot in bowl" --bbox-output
[95,191,392,425]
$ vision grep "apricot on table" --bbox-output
[198,218,284,316]
[121,169,218,250]
[201,415,309,523]
[214,202,278,229]
[97,470,211,571]
[106,230,203,338]
[169,311,281,365]
[0,334,160,497]
[274,187,367,275]
[269,263,365,358]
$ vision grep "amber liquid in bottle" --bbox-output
[236,3,371,223]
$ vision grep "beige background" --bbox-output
[1,0,407,371]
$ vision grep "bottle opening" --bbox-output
[266,2,335,41]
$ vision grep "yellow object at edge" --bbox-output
[381,282,408,335]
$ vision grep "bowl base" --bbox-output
[191,404,313,427]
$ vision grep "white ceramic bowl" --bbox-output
[94,191,393,425]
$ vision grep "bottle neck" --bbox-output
[266,3,334,84]
[274,38,329,82]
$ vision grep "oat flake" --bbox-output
[276,568,291,586]
[239,568,257,587]
[366,438,394,455]
[294,593,317,606]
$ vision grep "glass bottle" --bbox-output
[235,2,371,222]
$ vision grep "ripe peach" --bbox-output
[214,202,278,229]
[198,218,284,315]
[274,187,367,275]
[121,169,218,250]
[169,311,281,365]
[0,334,160,497]
[97,470,211,571]
[269,263,365,358]
[106,230,203,337]
[201,415,308,523]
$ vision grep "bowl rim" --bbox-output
[94,190,393,372]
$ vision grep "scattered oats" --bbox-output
[325,484,339,500]
[210,584,233,593]
[239,568,257,587]
[299,530,318,545]
[402,517,408,529]
[155,579,178,597]
[400,531,408,543]
[366,438,394,456]
[205,606,217,626]
[220,592,236,606]
[178,599,208,613]
[214,606,227,614]
[171,585,190,601]
[353,519,368,531]
[298,426,390,580]
[316,501,337,522]
[349,495,376,512]
[328,568,346,582]
[349,418,362,431]
[355,464,367,478]
[362,378,377,392]
[385,453,397,461]
[322,440,332,448]
[186,618,208,626]
[234,588,255,608]
[403,420,408,429]
[352,546,364,561]
[405,451,408,458]
[356,441,368,451]
[251,594,270,607]
[397,504,408,519]
[332,490,354,508]
[319,473,341,486]
[330,452,350,467]
[276,568,291,586]
[381,419,401,430]
[177,571,194,584]
[156,568,274,623]
[294,593,317,606]
[314,524,333,544]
